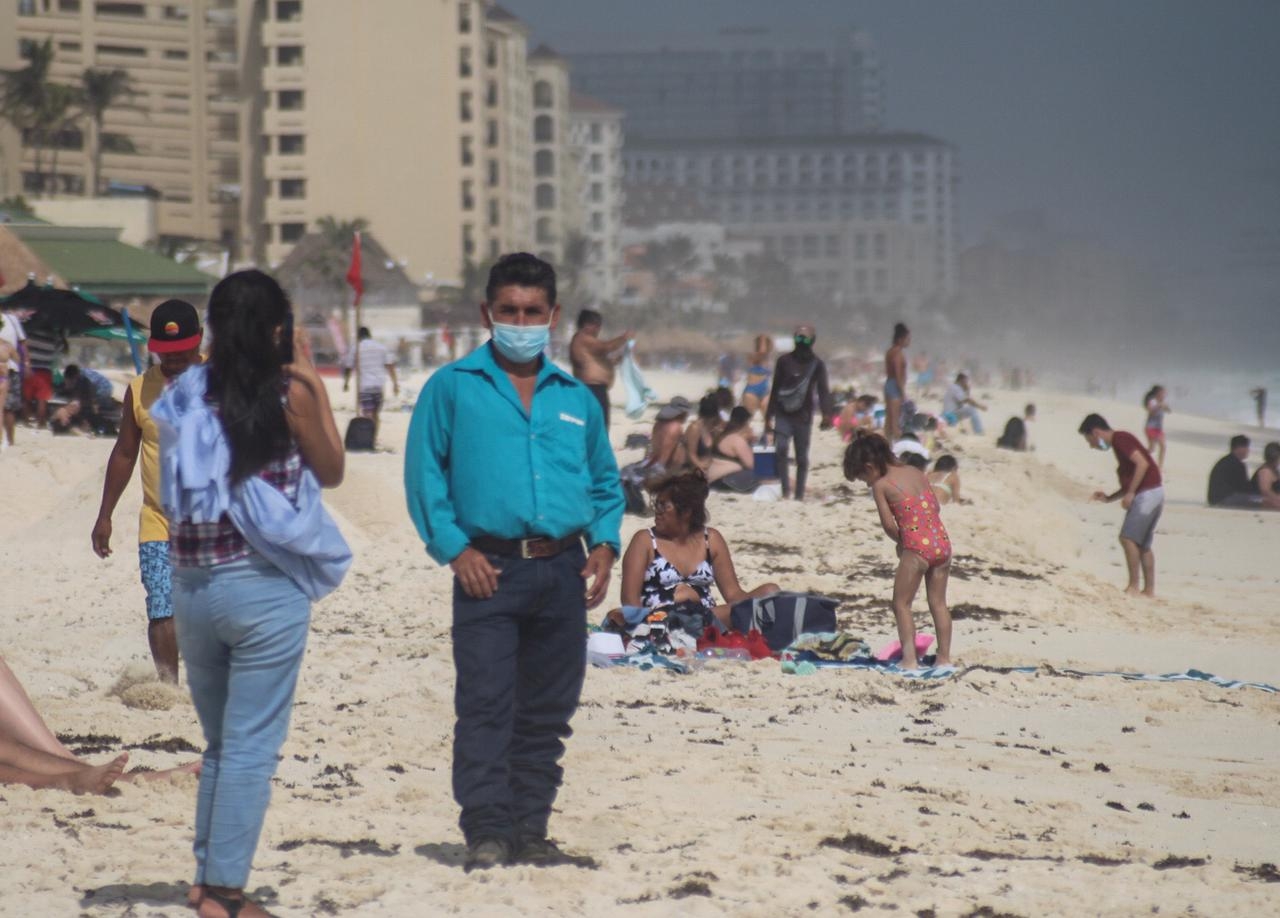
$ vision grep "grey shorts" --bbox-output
[884,377,903,401]
[1120,486,1164,551]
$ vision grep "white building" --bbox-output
[568,91,624,303]
[623,133,958,311]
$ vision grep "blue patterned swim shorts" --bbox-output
[139,541,173,621]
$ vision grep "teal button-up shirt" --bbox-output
[404,342,624,565]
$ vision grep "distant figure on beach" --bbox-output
[765,323,833,501]
[942,372,986,435]
[1079,414,1163,597]
[156,271,348,918]
[843,430,953,670]
[93,299,203,684]
[613,469,779,631]
[50,364,115,435]
[1251,387,1267,428]
[1142,385,1170,467]
[405,254,623,871]
[883,323,909,443]
[1206,435,1256,508]
[342,326,399,444]
[0,656,129,794]
[1,310,26,449]
[928,455,966,505]
[643,396,691,475]
[569,308,632,429]
[996,404,1035,451]
[1251,441,1280,511]
[740,334,773,417]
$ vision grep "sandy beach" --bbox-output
[1,365,1277,916]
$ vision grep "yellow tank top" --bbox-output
[130,365,170,544]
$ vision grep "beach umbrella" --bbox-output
[0,279,125,337]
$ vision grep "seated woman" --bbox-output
[683,394,722,473]
[740,335,773,417]
[1252,441,1280,511]
[928,454,967,505]
[706,406,757,490]
[610,469,779,632]
[642,397,691,476]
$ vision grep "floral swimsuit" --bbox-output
[887,482,952,568]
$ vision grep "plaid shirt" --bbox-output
[170,449,303,568]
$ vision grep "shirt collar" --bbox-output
[459,340,575,390]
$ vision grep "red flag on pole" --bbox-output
[345,231,364,306]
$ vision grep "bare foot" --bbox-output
[898,656,921,670]
[197,887,273,918]
[124,760,203,783]
[62,753,129,794]
[1122,586,1142,596]
[934,656,953,667]
[1141,589,1156,599]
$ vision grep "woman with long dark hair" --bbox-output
[154,270,347,918]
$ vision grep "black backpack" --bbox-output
[344,417,376,451]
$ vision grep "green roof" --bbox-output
[9,224,213,297]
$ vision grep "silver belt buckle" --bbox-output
[519,538,537,559]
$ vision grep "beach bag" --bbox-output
[729,591,839,651]
[774,362,817,414]
[344,416,375,451]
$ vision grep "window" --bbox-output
[487,159,499,187]
[459,47,472,78]
[488,199,499,227]
[59,0,83,10]
[460,135,473,166]
[95,2,145,15]
[97,44,147,58]
[164,48,188,60]
[462,223,475,257]
[590,123,602,143]
[276,0,301,22]
[534,115,553,143]
[589,152,602,174]
[534,149,554,177]
[58,41,82,52]
[458,1,472,34]
[535,183,555,210]
[278,134,305,154]
[461,180,474,210]
[18,0,36,14]
[280,222,306,243]
[533,81,553,108]
[459,92,472,122]
[279,178,305,199]
[276,45,303,66]
[536,217,553,243]
[590,211,603,232]
[590,182,602,203]
[485,81,497,107]
[485,120,497,147]
[161,4,187,19]
[278,89,303,110]
[485,40,496,68]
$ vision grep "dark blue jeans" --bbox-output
[773,413,813,500]
[451,544,587,845]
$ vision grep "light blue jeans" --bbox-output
[173,554,310,889]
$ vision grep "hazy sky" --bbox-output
[502,0,1279,296]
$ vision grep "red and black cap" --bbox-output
[147,299,202,353]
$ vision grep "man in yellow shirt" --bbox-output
[92,300,203,683]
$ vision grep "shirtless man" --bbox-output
[884,323,910,443]
[569,308,632,430]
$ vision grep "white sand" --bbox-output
[1,366,1278,916]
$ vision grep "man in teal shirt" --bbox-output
[405,253,622,871]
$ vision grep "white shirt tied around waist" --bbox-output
[343,338,395,393]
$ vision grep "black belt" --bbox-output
[471,533,584,560]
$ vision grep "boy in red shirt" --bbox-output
[1079,413,1163,597]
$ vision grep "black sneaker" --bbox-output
[514,834,598,869]
[463,837,512,872]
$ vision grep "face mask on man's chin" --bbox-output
[1095,437,1109,451]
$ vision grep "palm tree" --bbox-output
[558,231,593,305]
[40,83,81,195]
[80,68,135,195]
[635,235,699,314]
[0,38,55,192]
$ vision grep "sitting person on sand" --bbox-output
[609,469,779,631]
[684,394,723,473]
[928,454,967,505]
[0,656,128,794]
[843,430,953,670]
[1206,435,1257,508]
[1251,442,1280,511]
[706,406,757,490]
[996,404,1035,451]
[641,396,691,477]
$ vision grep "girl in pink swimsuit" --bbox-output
[844,430,954,669]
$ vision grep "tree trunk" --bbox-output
[88,115,101,196]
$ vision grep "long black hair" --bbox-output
[205,270,293,483]
[843,429,900,480]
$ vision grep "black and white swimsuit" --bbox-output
[641,528,716,612]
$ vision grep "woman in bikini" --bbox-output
[927,454,967,505]
[613,470,779,631]
[706,406,757,489]
[683,394,723,473]
[740,335,773,417]
[844,430,953,669]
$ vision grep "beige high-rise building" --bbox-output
[529,44,577,268]
[13,0,254,248]
[256,0,464,282]
[478,3,532,260]
[569,92,624,303]
[0,1,20,199]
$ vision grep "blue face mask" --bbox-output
[489,315,550,364]
[1095,437,1109,451]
